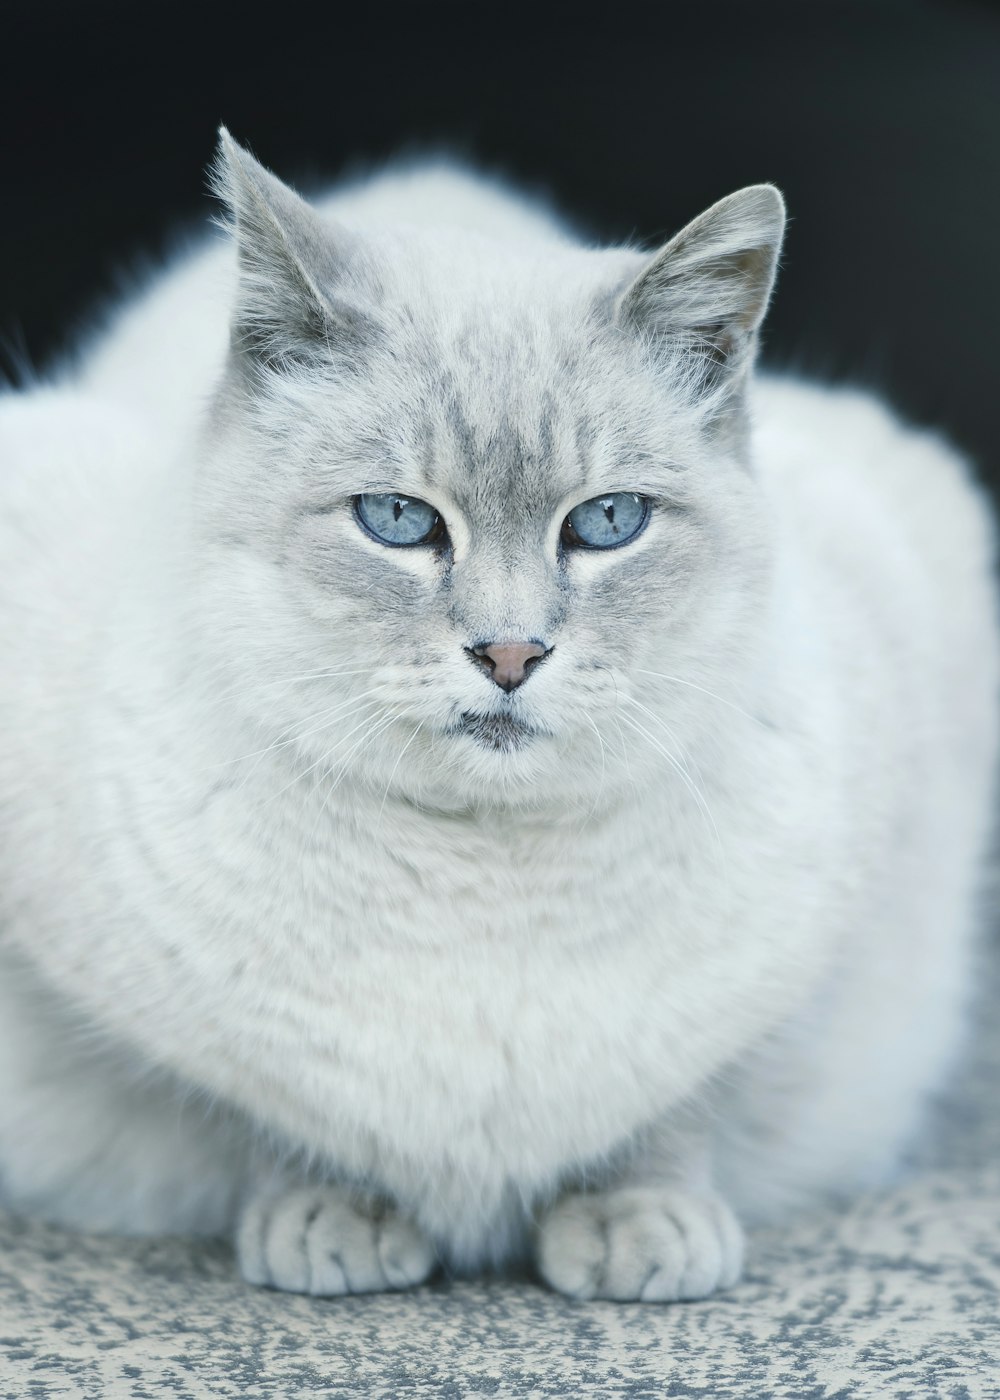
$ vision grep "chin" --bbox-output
[447,712,548,754]
[375,722,569,812]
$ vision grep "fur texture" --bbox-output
[0,134,996,1300]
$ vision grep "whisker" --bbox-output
[310,709,401,839]
[615,692,714,805]
[615,709,728,887]
[581,713,608,828]
[595,668,640,793]
[202,665,377,706]
[376,721,425,830]
[618,693,696,783]
[203,688,392,775]
[632,668,755,724]
[607,710,639,796]
[254,701,394,809]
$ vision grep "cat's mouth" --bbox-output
[448,711,543,752]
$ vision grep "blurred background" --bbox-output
[2,0,998,486]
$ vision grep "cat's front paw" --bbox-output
[236,1185,436,1295]
[536,1184,744,1302]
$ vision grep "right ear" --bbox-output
[211,128,370,369]
[616,184,785,391]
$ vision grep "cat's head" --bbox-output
[195,131,784,813]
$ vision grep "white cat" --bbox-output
[0,131,995,1302]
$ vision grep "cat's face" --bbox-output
[196,137,783,811]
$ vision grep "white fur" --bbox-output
[0,143,996,1300]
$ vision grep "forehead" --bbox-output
[386,305,663,523]
[422,346,591,510]
[285,237,695,514]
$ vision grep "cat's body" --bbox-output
[0,140,995,1299]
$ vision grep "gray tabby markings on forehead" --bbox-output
[535,392,558,475]
[442,391,569,511]
[416,417,440,489]
[572,415,598,486]
[443,389,479,479]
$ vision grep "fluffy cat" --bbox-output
[0,130,996,1302]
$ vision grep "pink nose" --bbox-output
[469,641,549,692]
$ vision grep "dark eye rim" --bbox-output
[560,493,651,552]
[353,493,448,549]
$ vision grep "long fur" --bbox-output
[0,136,996,1298]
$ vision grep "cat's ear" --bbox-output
[617,185,785,389]
[211,128,363,370]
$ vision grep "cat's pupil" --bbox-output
[393,499,404,521]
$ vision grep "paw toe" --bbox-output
[537,1185,743,1303]
[236,1185,435,1296]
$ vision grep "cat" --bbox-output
[0,128,996,1302]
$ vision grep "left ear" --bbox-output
[211,127,370,371]
[617,184,785,385]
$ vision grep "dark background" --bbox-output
[3,1,999,486]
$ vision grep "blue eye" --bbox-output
[355,493,444,547]
[562,493,649,549]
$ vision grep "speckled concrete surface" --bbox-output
[2,943,998,1400]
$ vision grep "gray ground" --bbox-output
[2,943,998,1400]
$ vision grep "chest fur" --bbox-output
[1,689,834,1205]
[39,763,824,1188]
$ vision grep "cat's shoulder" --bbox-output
[752,374,996,584]
[752,374,943,458]
[753,374,988,504]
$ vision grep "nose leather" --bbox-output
[472,641,548,692]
